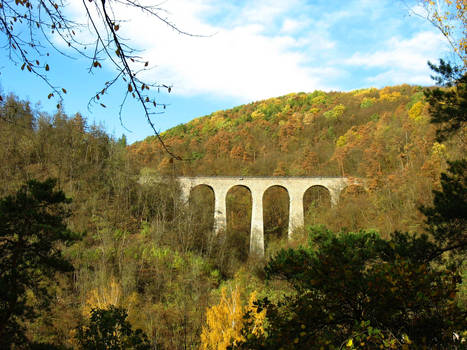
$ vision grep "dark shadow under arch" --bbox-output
[263,185,289,250]
[304,185,331,227]
[225,185,252,261]
[189,184,215,232]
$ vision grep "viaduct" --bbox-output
[178,176,359,256]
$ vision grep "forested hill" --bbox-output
[130,85,463,181]
[129,84,466,235]
[0,82,465,348]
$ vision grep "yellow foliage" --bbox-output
[247,291,266,338]
[420,0,466,66]
[360,97,376,108]
[432,142,447,158]
[200,286,265,350]
[303,108,320,125]
[281,104,292,114]
[83,277,121,316]
[311,95,327,105]
[309,107,320,114]
[379,91,401,102]
[191,117,202,125]
[324,104,346,120]
[336,129,359,148]
[251,110,265,120]
[211,113,225,125]
[200,286,243,350]
[352,87,378,96]
[336,135,347,148]
[408,101,428,122]
[333,104,346,116]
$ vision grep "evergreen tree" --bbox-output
[424,60,467,142]
[421,159,467,261]
[76,306,151,350]
[0,179,79,348]
[233,226,466,349]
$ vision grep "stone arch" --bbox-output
[188,184,215,232]
[189,183,215,196]
[225,183,252,197]
[225,185,252,259]
[304,185,332,208]
[263,185,290,250]
[303,185,332,227]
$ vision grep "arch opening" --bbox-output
[225,185,252,262]
[189,184,215,233]
[303,185,331,227]
[263,185,289,251]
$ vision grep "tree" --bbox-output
[201,286,265,350]
[407,0,465,142]
[420,159,467,261]
[76,305,151,350]
[424,59,467,142]
[0,0,196,158]
[410,0,466,142]
[201,286,245,350]
[232,226,466,349]
[0,178,79,348]
[416,0,466,258]
[412,0,466,68]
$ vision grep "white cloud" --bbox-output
[63,0,450,101]
[140,25,333,100]
[281,19,306,34]
[115,0,337,100]
[367,70,433,86]
[344,31,449,85]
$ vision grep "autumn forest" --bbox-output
[1,0,466,348]
[1,70,466,349]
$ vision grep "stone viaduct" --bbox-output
[178,176,359,256]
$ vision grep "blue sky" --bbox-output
[0,0,452,143]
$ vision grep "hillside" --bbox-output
[131,85,462,178]
[130,85,465,235]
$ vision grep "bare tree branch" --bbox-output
[0,0,205,159]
